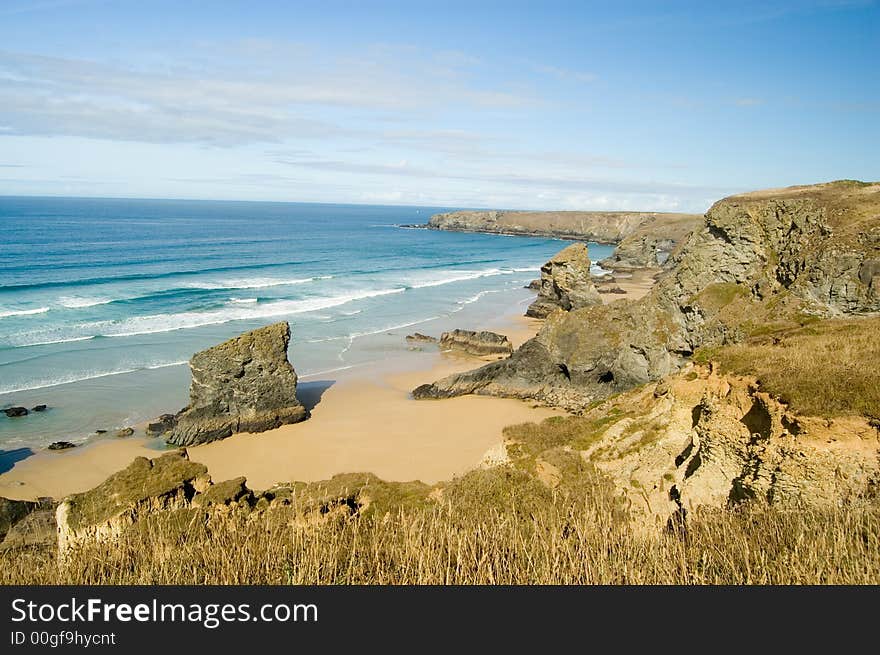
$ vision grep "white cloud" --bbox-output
[0,45,536,146]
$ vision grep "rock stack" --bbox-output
[525,243,602,318]
[166,322,308,447]
[439,329,514,356]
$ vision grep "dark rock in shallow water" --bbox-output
[48,441,77,451]
[115,427,135,438]
[95,429,107,434]
[439,329,514,356]
[31,405,47,412]
[166,322,308,447]
[405,332,438,344]
[146,414,177,438]
[4,407,28,418]
[525,279,542,291]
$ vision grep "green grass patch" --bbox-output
[694,317,880,418]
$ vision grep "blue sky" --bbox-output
[0,0,877,211]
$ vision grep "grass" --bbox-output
[2,469,878,584]
[694,317,880,418]
[503,410,629,464]
[691,282,749,313]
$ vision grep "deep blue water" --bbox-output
[0,196,612,448]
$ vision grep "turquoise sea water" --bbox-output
[0,197,612,450]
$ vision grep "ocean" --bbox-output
[0,196,613,450]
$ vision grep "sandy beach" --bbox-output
[0,312,559,500]
[0,269,658,502]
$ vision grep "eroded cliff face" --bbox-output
[427,209,699,244]
[56,450,211,554]
[496,365,880,526]
[599,213,702,270]
[414,181,880,408]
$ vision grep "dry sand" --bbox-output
[0,269,659,501]
[597,267,658,303]
[0,313,557,500]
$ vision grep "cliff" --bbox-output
[426,209,701,247]
[599,212,702,270]
[414,181,880,409]
[498,364,880,525]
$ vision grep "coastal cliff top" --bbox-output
[719,179,880,230]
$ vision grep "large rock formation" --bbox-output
[167,322,308,447]
[525,243,602,318]
[427,209,699,245]
[599,213,701,270]
[55,450,245,553]
[497,365,880,526]
[414,181,880,408]
[438,329,514,356]
[55,450,432,553]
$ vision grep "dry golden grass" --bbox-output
[2,467,878,585]
[695,317,880,418]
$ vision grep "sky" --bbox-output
[0,0,877,211]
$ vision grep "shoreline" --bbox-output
[0,306,558,500]
[0,259,658,502]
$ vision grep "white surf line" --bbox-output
[0,361,188,395]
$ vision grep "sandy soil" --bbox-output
[0,313,557,500]
[597,268,658,303]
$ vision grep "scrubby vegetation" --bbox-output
[695,317,880,418]
[2,466,878,585]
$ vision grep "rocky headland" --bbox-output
[598,212,702,270]
[426,209,701,250]
[1,181,877,582]
[412,181,880,518]
[414,181,880,407]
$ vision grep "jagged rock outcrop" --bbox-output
[146,414,176,438]
[439,329,513,356]
[599,213,701,270]
[427,209,698,244]
[4,407,28,418]
[56,450,211,553]
[167,322,308,447]
[47,441,76,451]
[405,333,438,344]
[496,365,880,526]
[414,181,880,408]
[496,366,880,527]
[525,243,601,318]
[55,452,433,553]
